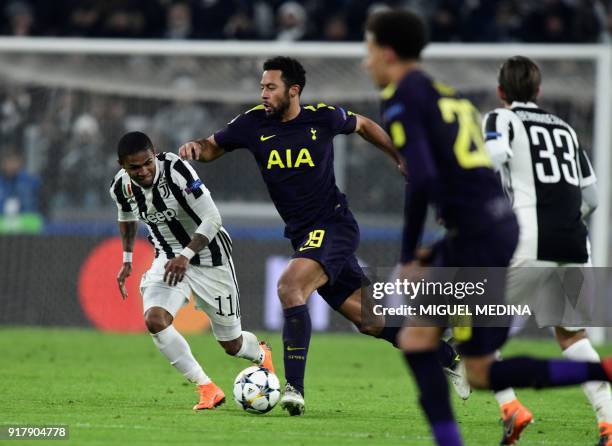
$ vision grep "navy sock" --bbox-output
[282,304,311,396]
[378,324,401,347]
[489,356,608,391]
[436,340,457,369]
[404,351,463,446]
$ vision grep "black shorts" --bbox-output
[291,208,369,310]
[435,217,518,356]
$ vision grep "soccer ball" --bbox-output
[233,366,281,414]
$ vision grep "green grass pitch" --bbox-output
[1,328,610,445]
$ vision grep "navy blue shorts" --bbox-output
[432,217,519,267]
[291,207,368,310]
[435,216,518,356]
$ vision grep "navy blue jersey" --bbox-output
[214,104,357,239]
[381,70,513,263]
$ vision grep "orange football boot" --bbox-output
[259,341,275,374]
[193,382,225,410]
[500,399,533,445]
[598,422,612,446]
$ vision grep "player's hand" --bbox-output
[164,256,189,286]
[117,263,132,300]
[178,141,203,161]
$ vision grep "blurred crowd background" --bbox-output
[0,0,603,228]
[0,0,611,43]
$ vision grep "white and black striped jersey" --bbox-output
[483,102,596,263]
[109,152,233,267]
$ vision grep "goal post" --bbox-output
[0,39,608,339]
[0,38,604,262]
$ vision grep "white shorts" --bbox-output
[506,258,594,332]
[140,257,242,341]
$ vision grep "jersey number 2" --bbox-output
[438,98,492,169]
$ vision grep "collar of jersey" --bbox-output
[380,82,397,100]
[510,101,538,109]
[152,157,161,184]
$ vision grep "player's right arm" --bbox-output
[179,108,256,162]
[179,135,225,162]
[117,221,137,299]
[385,100,438,264]
[109,176,139,299]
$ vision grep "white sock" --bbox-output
[493,350,518,407]
[151,325,211,385]
[495,388,518,407]
[235,331,264,364]
[563,338,612,423]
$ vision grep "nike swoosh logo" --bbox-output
[503,412,517,438]
[298,245,317,252]
[260,134,276,141]
[286,346,306,351]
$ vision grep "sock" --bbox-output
[494,388,518,407]
[563,338,612,423]
[404,351,463,446]
[437,340,457,369]
[489,356,608,391]
[235,331,265,364]
[151,325,211,385]
[492,349,519,407]
[283,304,311,396]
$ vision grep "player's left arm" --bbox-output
[389,105,438,264]
[482,110,513,171]
[577,145,598,219]
[354,114,405,175]
[163,159,222,286]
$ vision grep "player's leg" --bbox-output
[186,260,275,373]
[399,325,463,446]
[458,328,533,444]
[465,349,611,391]
[556,327,612,445]
[141,276,220,409]
[491,259,539,444]
[140,260,214,393]
[145,305,210,387]
[277,257,328,415]
[335,285,470,399]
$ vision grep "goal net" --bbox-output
[0,39,609,334]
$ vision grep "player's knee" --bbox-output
[464,356,494,389]
[277,279,305,308]
[555,327,587,350]
[356,321,381,337]
[144,309,172,334]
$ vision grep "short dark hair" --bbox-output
[263,56,306,95]
[365,9,428,60]
[117,131,154,161]
[498,56,542,103]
